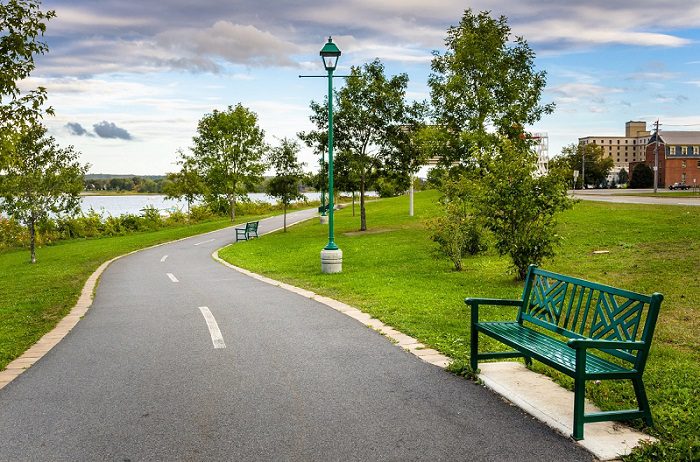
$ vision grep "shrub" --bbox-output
[428,200,486,271]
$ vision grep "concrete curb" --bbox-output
[0,222,242,390]
[211,250,452,371]
[211,251,656,461]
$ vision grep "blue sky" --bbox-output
[28,0,700,175]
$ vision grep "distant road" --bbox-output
[573,189,700,206]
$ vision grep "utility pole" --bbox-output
[581,146,585,190]
[653,119,660,193]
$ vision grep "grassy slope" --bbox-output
[219,190,699,457]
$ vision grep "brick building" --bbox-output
[630,131,700,188]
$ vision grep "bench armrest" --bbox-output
[464,298,522,307]
[567,339,646,350]
[465,298,522,325]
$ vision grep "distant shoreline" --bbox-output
[80,191,163,197]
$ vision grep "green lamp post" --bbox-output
[319,37,342,273]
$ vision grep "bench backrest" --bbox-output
[246,221,258,232]
[519,265,663,367]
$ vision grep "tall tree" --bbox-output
[300,59,419,231]
[266,138,305,231]
[163,149,204,214]
[553,143,614,188]
[0,123,88,263]
[428,9,553,164]
[0,0,55,167]
[427,10,566,279]
[190,104,267,222]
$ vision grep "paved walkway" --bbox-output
[574,188,700,206]
[0,210,594,461]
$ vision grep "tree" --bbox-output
[0,124,88,263]
[189,104,267,222]
[266,138,305,231]
[0,0,55,168]
[473,138,571,279]
[428,9,554,164]
[300,59,419,231]
[629,163,653,189]
[163,149,204,214]
[618,168,629,186]
[554,143,614,188]
[427,10,566,279]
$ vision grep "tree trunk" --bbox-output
[29,217,36,264]
[230,198,236,222]
[352,191,355,217]
[360,174,367,231]
[283,202,287,232]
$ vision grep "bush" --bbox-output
[428,200,486,271]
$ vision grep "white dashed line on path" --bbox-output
[198,307,226,349]
[166,273,179,283]
[160,255,168,262]
[194,238,215,246]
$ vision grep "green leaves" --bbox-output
[0,123,88,262]
[189,104,268,221]
[428,9,553,165]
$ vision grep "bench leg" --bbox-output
[470,328,478,372]
[524,356,532,367]
[572,348,587,440]
[633,377,653,427]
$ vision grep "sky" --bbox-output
[26,0,700,175]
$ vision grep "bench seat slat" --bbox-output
[476,322,630,375]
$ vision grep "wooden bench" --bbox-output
[466,264,663,440]
[235,221,259,242]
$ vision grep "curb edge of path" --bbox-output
[211,248,453,370]
[211,245,655,461]
[0,223,239,391]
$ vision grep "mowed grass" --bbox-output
[219,190,699,458]
[0,216,244,371]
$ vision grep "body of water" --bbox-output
[79,193,323,216]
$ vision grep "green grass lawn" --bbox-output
[619,191,700,198]
[219,190,699,460]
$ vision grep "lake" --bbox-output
[79,193,323,216]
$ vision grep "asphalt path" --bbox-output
[0,209,593,461]
[574,189,700,206]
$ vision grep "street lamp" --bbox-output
[319,37,342,273]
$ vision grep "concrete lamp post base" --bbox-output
[320,248,342,273]
[319,215,329,224]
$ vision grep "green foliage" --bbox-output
[0,123,88,262]
[0,0,55,151]
[552,143,615,188]
[428,8,553,164]
[266,138,305,231]
[190,103,267,222]
[473,139,572,279]
[618,168,629,186]
[427,198,486,271]
[630,163,654,188]
[163,149,203,212]
[300,58,422,231]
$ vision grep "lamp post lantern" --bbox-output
[319,37,342,273]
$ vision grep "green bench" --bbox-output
[466,264,663,440]
[235,221,259,242]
